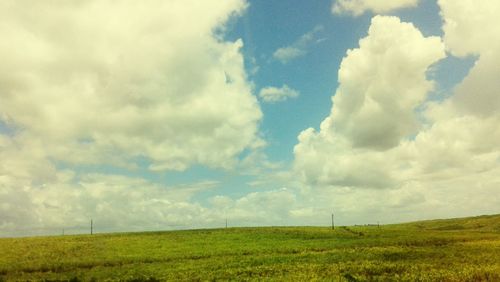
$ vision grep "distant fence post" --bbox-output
[332,213,335,230]
[91,219,93,235]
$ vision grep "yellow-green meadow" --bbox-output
[1,214,499,281]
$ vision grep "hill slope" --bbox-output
[394,213,500,232]
[0,214,499,281]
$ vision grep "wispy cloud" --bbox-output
[259,85,299,103]
[273,26,324,64]
[332,0,419,16]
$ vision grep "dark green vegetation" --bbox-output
[1,214,499,281]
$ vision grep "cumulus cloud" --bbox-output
[228,188,297,224]
[259,85,299,103]
[273,26,324,64]
[0,0,266,236]
[0,0,261,172]
[413,0,500,178]
[294,2,500,222]
[416,0,500,174]
[439,0,500,57]
[2,1,500,237]
[438,0,500,118]
[294,16,445,188]
[328,16,444,150]
[332,0,419,16]
[0,168,217,236]
[287,174,500,226]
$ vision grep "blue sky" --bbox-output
[1,0,499,236]
[168,0,472,201]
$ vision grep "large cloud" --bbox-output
[328,16,444,150]
[294,3,500,221]
[294,16,445,188]
[411,0,500,181]
[438,0,500,118]
[2,1,500,237]
[332,0,419,16]
[0,166,217,236]
[0,0,266,236]
[0,0,262,172]
[418,0,500,168]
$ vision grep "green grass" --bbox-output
[1,214,500,281]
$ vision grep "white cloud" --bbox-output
[204,188,297,226]
[273,26,323,63]
[328,16,444,150]
[0,0,267,236]
[287,174,500,226]
[0,168,217,236]
[0,0,262,172]
[439,0,500,57]
[438,0,500,118]
[2,1,500,237]
[259,85,299,103]
[293,5,500,223]
[294,16,445,188]
[333,0,419,16]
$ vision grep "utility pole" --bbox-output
[225,218,228,229]
[91,219,93,235]
[332,213,335,230]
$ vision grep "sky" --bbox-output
[1,0,499,237]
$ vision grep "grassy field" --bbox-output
[1,214,499,281]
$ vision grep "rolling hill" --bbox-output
[1,214,499,281]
